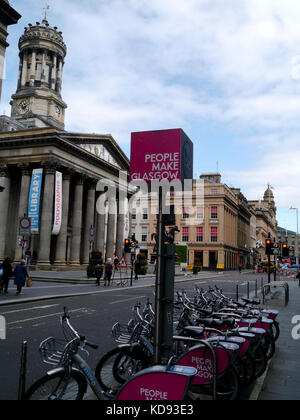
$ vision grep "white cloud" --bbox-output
[3,0,300,214]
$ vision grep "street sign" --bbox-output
[117,257,128,268]
[130,129,193,183]
[19,217,31,236]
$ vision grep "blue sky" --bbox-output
[2,0,300,232]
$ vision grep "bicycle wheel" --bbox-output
[270,321,280,342]
[253,345,268,379]
[24,369,87,401]
[215,367,240,401]
[95,347,149,395]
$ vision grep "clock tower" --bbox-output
[10,18,67,130]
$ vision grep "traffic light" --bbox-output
[265,239,273,255]
[124,239,130,253]
[282,242,289,257]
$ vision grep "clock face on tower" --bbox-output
[54,106,61,118]
[18,100,30,114]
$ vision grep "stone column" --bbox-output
[54,170,71,265]
[21,52,28,87]
[51,53,57,90]
[105,199,117,260]
[56,57,63,94]
[95,194,106,254]
[41,49,47,84]
[29,49,36,87]
[69,175,84,265]
[115,201,125,258]
[0,164,11,261]
[82,180,96,264]
[14,163,31,262]
[37,163,56,265]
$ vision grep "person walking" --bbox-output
[104,258,113,287]
[1,257,13,294]
[14,260,29,296]
[25,249,32,265]
[95,264,103,287]
[134,258,140,281]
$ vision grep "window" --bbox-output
[211,227,218,242]
[182,227,189,242]
[143,209,148,220]
[211,188,219,195]
[211,206,218,219]
[197,207,204,219]
[196,227,203,242]
[142,229,148,243]
[183,208,190,219]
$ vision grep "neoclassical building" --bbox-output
[0,0,21,102]
[0,18,130,266]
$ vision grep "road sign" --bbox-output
[19,217,31,236]
[117,257,128,268]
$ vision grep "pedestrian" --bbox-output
[238,263,243,274]
[114,256,119,271]
[14,259,29,296]
[104,258,113,286]
[95,264,103,287]
[1,257,13,294]
[25,249,32,265]
[32,250,38,265]
[134,258,140,281]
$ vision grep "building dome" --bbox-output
[10,18,67,130]
[264,186,274,201]
[19,19,67,60]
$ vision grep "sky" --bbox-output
[1,0,300,232]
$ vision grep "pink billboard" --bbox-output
[130,129,193,183]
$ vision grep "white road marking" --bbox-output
[110,296,146,305]
[7,308,88,325]
[1,304,59,315]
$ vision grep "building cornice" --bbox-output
[0,129,129,176]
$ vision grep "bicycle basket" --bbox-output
[39,337,69,366]
[112,322,132,344]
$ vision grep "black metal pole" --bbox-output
[154,186,164,365]
[18,341,27,401]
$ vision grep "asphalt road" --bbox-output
[0,272,269,400]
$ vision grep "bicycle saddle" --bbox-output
[183,326,205,338]
[198,318,224,328]
[241,297,261,305]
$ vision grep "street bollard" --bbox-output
[255,279,258,298]
[18,341,28,401]
[236,284,239,302]
[247,282,250,299]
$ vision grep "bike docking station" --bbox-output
[129,129,218,401]
[130,128,195,366]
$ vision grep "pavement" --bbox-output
[259,279,300,400]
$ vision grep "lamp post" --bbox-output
[290,207,299,265]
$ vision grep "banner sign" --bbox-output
[28,168,43,233]
[52,171,62,236]
[130,129,193,183]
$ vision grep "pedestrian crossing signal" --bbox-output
[265,239,273,255]
[124,239,130,253]
[282,243,289,257]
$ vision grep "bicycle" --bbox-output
[24,307,197,401]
